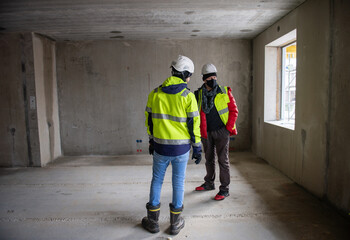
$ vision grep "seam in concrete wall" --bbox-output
[249,40,254,151]
[56,45,64,157]
[324,0,334,200]
[20,34,33,167]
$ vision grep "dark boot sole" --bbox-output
[170,221,185,235]
[142,225,159,233]
[195,188,215,191]
[142,218,160,233]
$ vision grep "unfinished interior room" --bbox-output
[1,0,349,239]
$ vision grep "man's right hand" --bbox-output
[192,152,202,164]
[192,146,202,164]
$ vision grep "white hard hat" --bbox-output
[171,55,194,74]
[201,63,217,75]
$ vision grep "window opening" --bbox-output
[264,29,297,130]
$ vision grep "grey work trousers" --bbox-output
[202,127,230,192]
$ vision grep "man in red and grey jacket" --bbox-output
[194,63,238,201]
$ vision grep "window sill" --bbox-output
[265,120,295,130]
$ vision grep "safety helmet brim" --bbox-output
[171,55,194,74]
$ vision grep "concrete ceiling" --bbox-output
[0,0,305,41]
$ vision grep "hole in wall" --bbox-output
[277,26,280,32]
[10,128,16,136]
[110,31,122,34]
[192,30,200,32]
[240,29,253,33]
[110,36,124,39]
[301,129,307,146]
[183,21,193,25]
[0,27,6,31]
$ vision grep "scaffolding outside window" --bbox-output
[281,42,296,123]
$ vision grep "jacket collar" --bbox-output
[161,76,187,94]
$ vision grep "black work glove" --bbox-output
[149,139,154,155]
[192,146,202,164]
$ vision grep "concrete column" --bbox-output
[0,32,61,167]
[20,33,41,166]
[33,33,62,166]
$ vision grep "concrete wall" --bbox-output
[252,0,350,213]
[56,39,251,155]
[327,0,350,213]
[33,34,62,166]
[0,33,29,167]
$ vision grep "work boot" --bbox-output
[195,182,215,191]
[142,203,160,233]
[169,203,185,235]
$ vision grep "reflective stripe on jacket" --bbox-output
[145,76,201,155]
[195,85,238,139]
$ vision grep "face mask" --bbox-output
[206,79,217,88]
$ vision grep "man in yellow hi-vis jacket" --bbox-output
[142,55,201,235]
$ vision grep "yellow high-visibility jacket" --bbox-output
[195,85,238,138]
[145,76,201,156]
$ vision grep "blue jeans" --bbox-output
[149,151,189,209]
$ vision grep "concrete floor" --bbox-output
[0,152,349,240]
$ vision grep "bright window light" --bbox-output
[281,42,296,123]
[264,29,297,130]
